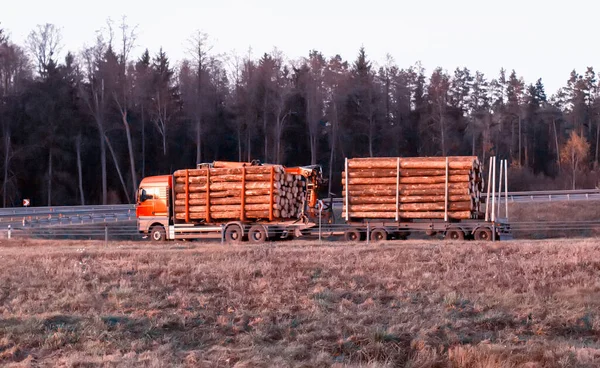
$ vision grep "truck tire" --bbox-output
[445,228,465,241]
[344,228,361,242]
[474,227,492,241]
[225,224,244,243]
[248,225,267,243]
[370,228,388,242]
[150,225,166,242]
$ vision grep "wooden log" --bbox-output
[346,211,471,219]
[174,195,274,206]
[174,166,282,177]
[175,210,275,220]
[343,183,470,191]
[344,188,472,196]
[348,157,477,170]
[175,173,280,184]
[342,175,470,185]
[175,203,277,213]
[175,189,273,199]
[346,194,473,204]
[343,201,472,212]
[174,181,279,192]
[343,169,472,178]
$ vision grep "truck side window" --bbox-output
[140,188,155,202]
[139,189,147,202]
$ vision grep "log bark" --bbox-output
[175,195,273,206]
[345,211,472,219]
[345,188,472,196]
[174,181,279,192]
[343,169,472,178]
[343,201,473,212]
[175,210,273,220]
[348,157,477,170]
[342,175,470,185]
[344,183,470,191]
[345,194,473,204]
[174,166,283,176]
[174,204,276,213]
[175,173,280,183]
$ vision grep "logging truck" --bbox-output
[136,156,511,242]
[136,160,328,241]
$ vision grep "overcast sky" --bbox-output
[2,0,597,95]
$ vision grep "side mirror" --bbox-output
[140,189,147,202]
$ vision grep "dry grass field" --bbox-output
[1,238,600,367]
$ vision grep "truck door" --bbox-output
[137,187,156,217]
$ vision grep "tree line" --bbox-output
[0,21,597,207]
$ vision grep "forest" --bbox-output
[0,21,598,207]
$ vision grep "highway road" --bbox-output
[0,189,598,239]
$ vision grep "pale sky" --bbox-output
[2,0,597,95]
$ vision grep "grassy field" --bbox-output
[1,239,600,367]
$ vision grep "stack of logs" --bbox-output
[342,156,484,220]
[173,164,307,221]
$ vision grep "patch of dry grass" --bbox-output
[1,238,600,367]
[509,201,600,239]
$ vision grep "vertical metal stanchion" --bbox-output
[366,221,370,246]
[104,224,108,245]
[504,159,509,219]
[497,159,503,219]
[485,157,493,221]
[221,224,225,245]
[7,225,11,239]
[318,203,322,243]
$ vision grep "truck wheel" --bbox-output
[225,224,244,243]
[370,229,388,242]
[248,225,267,243]
[150,225,166,242]
[474,227,492,241]
[445,228,465,241]
[344,228,361,242]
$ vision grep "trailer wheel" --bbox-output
[370,229,388,242]
[225,224,244,243]
[248,225,267,243]
[344,228,361,242]
[474,227,492,241]
[150,225,166,242]
[445,228,465,241]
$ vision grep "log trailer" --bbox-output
[136,156,511,242]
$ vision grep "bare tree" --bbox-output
[26,23,62,77]
[110,16,139,201]
[186,30,213,165]
[80,34,131,204]
[226,50,245,161]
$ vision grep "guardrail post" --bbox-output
[104,224,108,245]
[366,222,370,246]
[7,225,11,239]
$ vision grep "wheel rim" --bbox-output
[252,231,262,241]
[349,232,357,241]
[451,232,459,240]
[477,230,490,240]
[152,229,162,240]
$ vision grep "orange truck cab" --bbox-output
[136,175,172,241]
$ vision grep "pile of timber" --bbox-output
[173,164,306,222]
[342,156,484,220]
